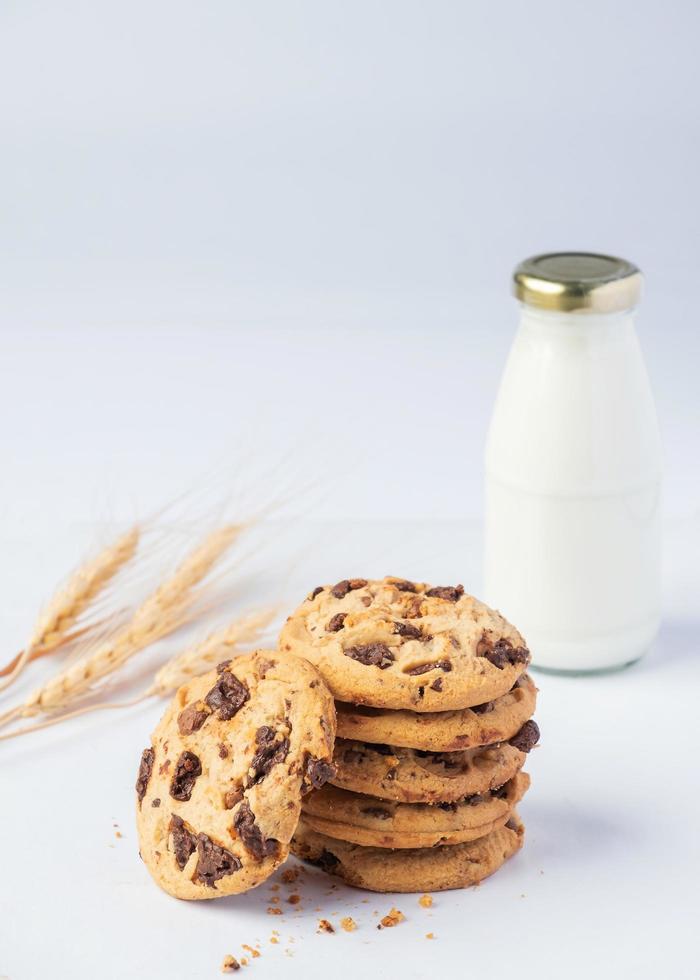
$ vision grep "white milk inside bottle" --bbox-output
[484,253,662,673]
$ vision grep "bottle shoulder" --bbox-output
[485,322,662,494]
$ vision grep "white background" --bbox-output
[1,2,699,978]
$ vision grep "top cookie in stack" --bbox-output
[279,575,531,711]
[280,576,539,892]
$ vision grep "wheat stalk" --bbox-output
[0,526,140,694]
[0,606,274,741]
[4,525,240,722]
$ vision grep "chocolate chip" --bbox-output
[510,645,531,665]
[471,700,494,715]
[415,749,460,768]
[509,719,540,753]
[326,613,347,632]
[393,579,418,592]
[360,806,392,820]
[425,585,464,602]
[247,726,290,786]
[218,743,229,759]
[195,833,242,886]
[170,751,202,801]
[406,660,452,676]
[344,643,394,669]
[177,703,209,736]
[136,747,155,804]
[302,756,336,793]
[430,677,443,692]
[151,798,161,808]
[205,671,250,720]
[477,635,530,670]
[331,578,367,599]
[233,801,279,861]
[216,660,232,674]
[169,815,197,870]
[492,783,509,799]
[361,596,372,606]
[450,635,461,649]
[309,586,324,600]
[393,622,422,639]
[315,848,340,873]
[437,801,458,812]
[385,767,398,781]
[405,596,423,618]
[463,793,483,806]
[256,657,277,677]
[224,787,244,809]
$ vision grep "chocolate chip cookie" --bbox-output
[279,577,531,711]
[335,674,537,751]
[135,650,336,900]
[301,771,530,848]
[291,814,525,892]
[330,729,538,803]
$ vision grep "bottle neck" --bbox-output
[517,303,637,343]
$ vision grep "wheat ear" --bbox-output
[10,525,240,721]
[0,606,273,741]
[146,608,276,696]
[0,526,140,694]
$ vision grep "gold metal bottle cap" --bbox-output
[513,252,642,313]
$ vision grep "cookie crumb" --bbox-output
[240,957,248,967]
[270,937,279,944]
[267,907,283,915]
[378,908,405,929]
[242,945,259,959]
[221,955,240,972]
[426,933,435,940]
[340,917,357,932]
[288,894,301,905]
[418,894,433,909]
[281,867,301,883]
[115,831,123,839]
[317,919,335,934]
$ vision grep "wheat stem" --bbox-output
[0,697,148,741]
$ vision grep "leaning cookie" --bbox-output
[279,577,531,712]
[301,771,530,848]
[135,650,336,900]
[291,815,525,892]
[336,674,537,751]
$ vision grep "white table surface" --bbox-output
[2,515,698,980]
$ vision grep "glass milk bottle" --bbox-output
[484,253,662,673]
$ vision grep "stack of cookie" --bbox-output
[280,576,539,893]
